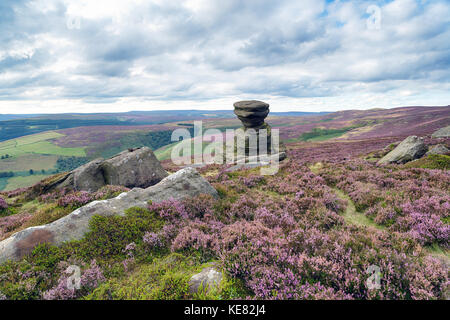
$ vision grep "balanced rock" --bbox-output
[189,267,223,294]
[234,100,270,128]
[431,125,450,138]
[232,100,286,164]
[0,167,218,263]
[378,136,427,165]
[426,144,449,156]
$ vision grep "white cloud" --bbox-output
[0,0,449,113]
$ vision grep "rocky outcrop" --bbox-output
[232,100,286,163]
[32,147,168,195]
[189,267,223,294]
[378,136,427,165]
[0,167,217,263]
[426,144,449,156]
[431,125,450,138]
[233,100,270,128]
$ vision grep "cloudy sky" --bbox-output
[0,0,449,113]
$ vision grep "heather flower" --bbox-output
[0,196,8,211]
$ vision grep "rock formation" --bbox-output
[232,100,286,163]
[378,136,427,165]
[431,125,450,138]
[0,167,218,263]
[31,147,168,195]
[426,144,449,156]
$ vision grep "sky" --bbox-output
[0,0,449,114]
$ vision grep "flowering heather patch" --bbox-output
[40,185,130,209]
[43,260,105,300]
[0,131,449,300]
[0,196,7,211]
[0,212,33,239]
[318,158,450,247]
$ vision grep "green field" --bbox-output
[2,174,52,191]
[0,131,86,158]
[0,154,58,171]
[0,131,87,191]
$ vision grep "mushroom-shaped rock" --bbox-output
[233,100,269,128]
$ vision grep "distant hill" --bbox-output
[0,105,448,191]
[0,110,329,142]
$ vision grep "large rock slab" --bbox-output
[378,136,427,165]
[431,125,450,138]
[0,167,217,264]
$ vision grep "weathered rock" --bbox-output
[234,100,269,128]
[378,136,427,165]
[0,167,218,263]
[426,144,449,156]
[100,147,168,189]
[431,125,450,138]
[72,158,105,191]
[37,147,168,194]
[189,267,223,294]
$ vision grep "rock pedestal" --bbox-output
[232,100,286,161]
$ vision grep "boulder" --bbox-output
[35,147,168,194]
[100,147,168,189]
[426,144,449,156]
[189,267,223,294]
[0,167,218,263]
[378,136,427,165]
[234,100,269,128]
[431,125,450,138]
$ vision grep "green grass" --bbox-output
[334,189,385,230]
[19,140,86,157]
[0,154,58,172]
[4,174,52,191]
[0,131,86,158]
[155,139,224,161]
[0,131,87,191]
[286,125,366,143]
[404,154,450,170]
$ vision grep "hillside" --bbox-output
[0,112,448,300]
[0,106,448,192]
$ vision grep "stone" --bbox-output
[32,147,168,195]
[426,144,449,156]
[100,147,168,189]
[73,158,106,191]
[231,100,286,164]
[234,100,269,128]
[189,267,223,294]
[431,125,450,138]
[378,136,427,165]
[0,167,218,263]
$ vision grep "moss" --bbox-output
[85,253,198,300]
[64,207,165,262]
[404,154,450,170]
